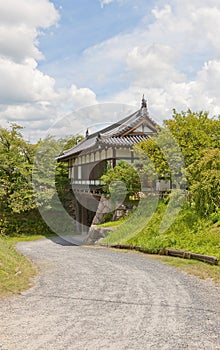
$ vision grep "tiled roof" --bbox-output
[58,136,97,160]
[57,103,157,161]
[99,135,148,147]
[101,107,156,137]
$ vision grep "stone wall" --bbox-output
[83,194,129,245]
[91,195,113,225]
[83,225,116,245]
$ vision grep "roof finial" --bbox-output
[96,132,101,141]
[141,94,147,108]
[86,128,89,138]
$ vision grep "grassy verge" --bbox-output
[0,222,56,299]
[101,201,220,259]
[101,197,159,243]
[145,255,220,284]
[0,236,39,298]
[97,217,127,228]
[102,247,220,284]
[100,199,220,282]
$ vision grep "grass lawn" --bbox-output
[0,234,51,298]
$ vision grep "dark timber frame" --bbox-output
[57,97,166,232]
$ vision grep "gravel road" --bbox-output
[0,237,219,350]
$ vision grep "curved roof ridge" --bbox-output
[57,99,158,161]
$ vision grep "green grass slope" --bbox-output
[101,201,220,260]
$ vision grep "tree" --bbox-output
[100,160,141,200]
[134,109,220,216]
[33,134,83,208]
[188,148,220,215]
[164,109,220,167]
[0,124,82,213]
[0,124,36,213]
[135,127,186,189]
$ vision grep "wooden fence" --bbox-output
[100,244,219,265]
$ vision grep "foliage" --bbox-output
[188,149,220,215]
[102,201,220,260]
[97,216,127,227]
[63,135,83,151]
[0,209,54,237]
[100,160,141,199]
[33,135,83,207]
[164,109,220,166]
[128,203,220,259]
[33,136,63,208]
[0,124,81,236]
[134,136,168,185]
[101,196,159,244]
[0,124,36,214]
[101,111,220,259]
[135,110,220,216]
[135,126,186,188]
[165,110,220,215]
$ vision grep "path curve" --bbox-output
[0,237,219,350]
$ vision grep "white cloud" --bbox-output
[0,1,98,140]
[114,57,220,122]
[151,4,172,19]
[126,44,185,88]
[0,0,59,27]
[100,0,114,7]
[68,85,98,109]
[0,83,98,140]
[0,0,60,107]
[0,25,43,63]
[2,0,220,141]
[0,84,98,140]
[0,58,57,104]
[0,0,59,63]
[100,0,126,8]
[81,1,220,121]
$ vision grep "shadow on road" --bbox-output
[48,235,79,246]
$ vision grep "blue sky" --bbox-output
[1,0,220,140]
[39,0,150,61]
[38,0,155,96]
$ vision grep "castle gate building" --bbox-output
[57,97,160,232]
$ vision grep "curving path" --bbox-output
[0,237,219,350]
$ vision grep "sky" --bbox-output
[1,0,220,141]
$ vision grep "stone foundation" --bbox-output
[83,225,116,245]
